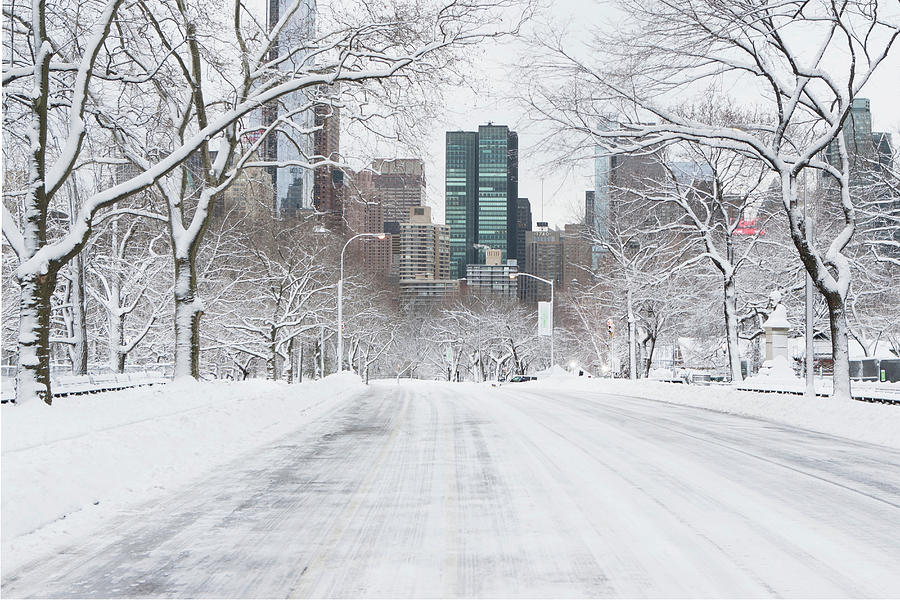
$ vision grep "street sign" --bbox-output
[538,302,553,336]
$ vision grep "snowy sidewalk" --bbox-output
[1,374,366,575]
[522,376,900,449]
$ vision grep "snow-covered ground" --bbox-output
[1,374,366,575]
[3,375,899,597]
[534,374,900,449]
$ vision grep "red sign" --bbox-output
[734,219,765,236]
[242,128,266,144]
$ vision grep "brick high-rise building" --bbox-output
[344,184,392,277]
[563,223,592,285]
[365,159,426,225]
[312,100,343,231]
[523,228,563,303]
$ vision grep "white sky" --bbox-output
[353,0,900,229]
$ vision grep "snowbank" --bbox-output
[535,364,574,379]
[527,378,900,449]
[1,376,365,574]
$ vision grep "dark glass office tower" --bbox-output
[446,124,519,277]
[477,125,512,258]
[516,197,531,264]
[506,132,519,261]
[446,131,478,277]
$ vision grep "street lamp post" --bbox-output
[512,272,555,368]
[338,232,385,374]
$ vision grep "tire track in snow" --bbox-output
[504,387,899,596]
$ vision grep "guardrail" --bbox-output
[735,382,900,405]
[650,374,900,405]
[1,371,171,403]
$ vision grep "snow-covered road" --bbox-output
[4,380,900,597]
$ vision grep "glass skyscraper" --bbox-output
[258,0,316,217]
[445,125,518,278]
[446,131,478,277]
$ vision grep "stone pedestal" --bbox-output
[747,296,800,384]
[764,304,790,362]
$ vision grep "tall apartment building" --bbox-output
[465,250,518,298]
[594,144,612,245]
[584,191,596,234]
[397,206,450,280]
[445,124,519,277]
[350,158,425,239]
[523,228,564,303]
[397,206,455,305]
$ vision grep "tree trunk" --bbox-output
[107,221,125,373]
[109,312,125,373]
[285,337,294,384]
[298,342,304,383]
[825,293,852,401]
[70,252,88,375]
[266,326,278,380]
[16,272,56,404]
[643,333,657,378]
[723,276,743,383]
[348,340,357,374]
[173,256,202,379]
[314,339,321,378]
[509,339,523,376]
[784,172,852,401]
[626,288,637,380]
[319,326,325,377]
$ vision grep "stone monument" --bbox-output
[748,291,799,382]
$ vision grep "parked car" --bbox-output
[508,375,537,383]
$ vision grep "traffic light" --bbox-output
[607,319,614,337]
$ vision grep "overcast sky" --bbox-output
[359,0,900,229]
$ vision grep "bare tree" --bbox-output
[2,0,527,402]
[216,220,336,380]
[87,218,167,372]
[525,0,899,400]
[653,142,771,382]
